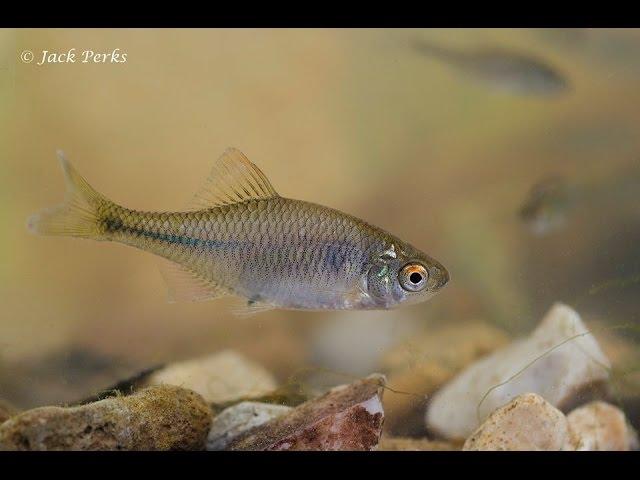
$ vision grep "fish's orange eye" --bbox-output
[399,263,428,292]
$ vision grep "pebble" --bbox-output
[0,385,212,450]
[567,401,638,451]
[381,320,510,435]
[141,350,277,404]
[463,393,575,451]
[229,374,386,451]
[207,401,292,451]
[427,303,611,440]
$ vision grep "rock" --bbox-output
[229,374,386,451]
[427,303,611,440]
[210,383,309,414]
[141,350,277,404]
[378,436,458,451]
[588,320,640,369]
[381,364,450,437]
[463,395,638,452]
[618,396,640,436]
[381,321,510,435]
[589,322,640,415]
[632,426,640,450]
[207,401,292,450]
[310,311,419,376]
[0,385,212,450]
[381,320,510,373]
[0,400,18,423]
[567,401,638,451]
[463,393,575,451]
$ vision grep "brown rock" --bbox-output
[229,374,385,451]
[0,385,212,450]
[378,436,458,451]
[381,321,510,434]
[567,401,638,451]
[382,321,510,373]
[463,393,575,451]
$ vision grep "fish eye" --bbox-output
[399,263,429,292]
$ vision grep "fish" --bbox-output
[518,175,573,236]
[27,149,449,314]
[412,39,570,96]
[518,164,640,236]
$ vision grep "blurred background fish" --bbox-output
[518,164,640,237]
[412,38,570,96]
[518,175,573,236]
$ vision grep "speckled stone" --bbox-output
[568,401,638,451]
[229,374,386,451]
[0,385,212,450]
[463,393,574,451]
[207,401,292,450]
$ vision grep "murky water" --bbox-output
[1,28,639,441]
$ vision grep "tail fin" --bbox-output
[27,151,108,238]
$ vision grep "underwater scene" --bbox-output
[1,28,640,450]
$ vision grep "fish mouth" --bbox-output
[431,264,450,290]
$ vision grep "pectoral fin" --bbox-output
[229,297,277,317]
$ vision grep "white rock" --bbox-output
[207,401,292,451]
[567,401,638,451]
[427,303,610,440]
[143,350,277,404]
[310,311,419,376]
[463,393,575,451]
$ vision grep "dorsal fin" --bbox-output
[187,148,279,210]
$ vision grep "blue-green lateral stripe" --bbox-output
[104,216,223,249]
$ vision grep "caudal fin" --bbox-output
[27,151,108,238]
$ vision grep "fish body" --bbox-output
[413,40,569,95]
[28,149,449,313]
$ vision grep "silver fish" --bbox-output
[28,149,450,314]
